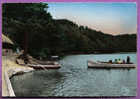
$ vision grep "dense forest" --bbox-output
[2,3,137,59]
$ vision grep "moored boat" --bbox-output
[27,62,61,69]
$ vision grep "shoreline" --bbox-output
[2,56,34,97]
[3,67,34,97]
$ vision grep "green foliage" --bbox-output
[2,3,137,59]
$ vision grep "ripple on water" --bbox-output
[11,53,137,97]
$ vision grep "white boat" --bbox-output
[87,60,136,68]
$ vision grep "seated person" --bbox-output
[117,59,122,64]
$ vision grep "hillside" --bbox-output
[2,3,137,59]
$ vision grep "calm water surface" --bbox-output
[11,53,137,97]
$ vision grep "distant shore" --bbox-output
[58,51,136,57]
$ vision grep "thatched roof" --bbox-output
[2,34,14,45]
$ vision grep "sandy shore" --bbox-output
[2,56,34,97]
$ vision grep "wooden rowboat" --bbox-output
[87,60,136,68]
[27,62,61,69]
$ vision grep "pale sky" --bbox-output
[47,2,137,35]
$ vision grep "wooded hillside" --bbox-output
[2,3,137,59]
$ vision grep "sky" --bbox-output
[47,2,137,35]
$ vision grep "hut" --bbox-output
[2,34,14,55]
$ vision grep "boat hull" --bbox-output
[28,64,61,69]
[87,60,136,69]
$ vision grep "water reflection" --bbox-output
[11,53,137,97]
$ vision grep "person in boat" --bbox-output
[109,60,112,63]
[122,59,125,64]
[126,56,130,64]
[117,58,122,64]
[114,59,117,64]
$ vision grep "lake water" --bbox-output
[11,53,137,97]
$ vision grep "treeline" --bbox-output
[2,3,137,59]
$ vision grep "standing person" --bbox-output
[127,56,130,64]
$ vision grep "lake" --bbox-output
[11,53,137,97]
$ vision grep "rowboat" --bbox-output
[87,60,136,68]
[27,62,61,69]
